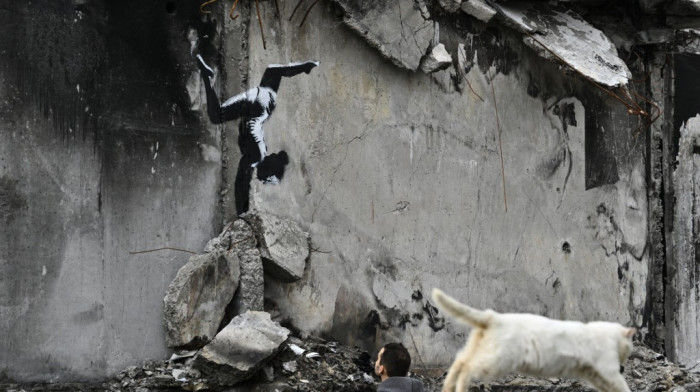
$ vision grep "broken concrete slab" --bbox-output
[330,0,435,71]
[192,311,290,386]
[242,211,309,282]
[205,220,263,323]
[420,43,453,73]
[461,0,497,23]
[494,2,631,88]
[438,0,463,13]
[231,248,265,314]
[163,251,241,349]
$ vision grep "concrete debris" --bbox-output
[168,350,197,362]
[461,0,497,22]
[420,43,453,73]
[330,0,435,71]
[5,338,698,391]
[288,343,306,355]
[282,360,298,373]
[230,248,265,314]
[192,311,291,386]
[204,219,257,255]
[487,2,631,88]
[243,211,310,282]
[432,21,440,49]
[417,0,431,20]
[438,0,463,13]
[205,219,264,315]
[163,250,241,349]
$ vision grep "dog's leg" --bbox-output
[442,329,486,392]
[454,362,476,392]
[605,373,631,392]
[441,358,462,392]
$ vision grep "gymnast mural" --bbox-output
[196,55,319,215]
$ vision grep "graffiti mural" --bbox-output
[196,55,319,215]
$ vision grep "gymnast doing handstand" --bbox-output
[196,55,318,215]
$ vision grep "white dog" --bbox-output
[432,288,635,392]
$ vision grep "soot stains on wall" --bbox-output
[673,53,700,162]
[0,176,27,223]
[5,0,218,141]
[100,0,214,135]
[584,98,621,190]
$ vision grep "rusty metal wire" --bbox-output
[200,0,270,49]
[526,33,660,130]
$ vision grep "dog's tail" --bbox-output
[432,288,493,329]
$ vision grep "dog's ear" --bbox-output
[623,328,636,338]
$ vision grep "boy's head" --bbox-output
[375,343,411,380]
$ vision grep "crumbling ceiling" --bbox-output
[329,0,700,89]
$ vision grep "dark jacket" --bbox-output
[377,377,425,392]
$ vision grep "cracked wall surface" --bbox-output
[238,1,649,368]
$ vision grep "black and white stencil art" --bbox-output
[197,55,319,215]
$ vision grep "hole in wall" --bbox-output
[562,241,571,254]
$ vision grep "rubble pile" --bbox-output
[159,211,309,389]
[4,330,700,391]
[106,338,699,392]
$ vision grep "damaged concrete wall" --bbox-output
[0,0,221,382]
[4,0,700,383]
[223,1,649,368]
[670,115,700,368]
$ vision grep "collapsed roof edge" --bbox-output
[329,0,631,89]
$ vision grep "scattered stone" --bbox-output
[420,43,453,73]
[288,343,306,355]
[283,360,298,373]
[438,0,462,13]
[192,311,291,386]
[163,250,241,349]
[461,0,497,23]
[263,366,275,382]
[243,211,310,282]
